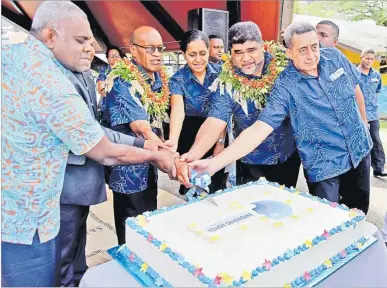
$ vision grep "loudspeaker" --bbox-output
[188,8,229,51]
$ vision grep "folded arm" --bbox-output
[97,80,106,97]
[355,84,367,124]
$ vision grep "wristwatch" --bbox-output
[217,138,225,145]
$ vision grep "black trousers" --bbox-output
[236,152,301,188]
[307,154,371,214]
[113,168,157,245]
[59,204,90,287]
[369,120,386,173]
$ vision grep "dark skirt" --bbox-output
[172,116,227,194]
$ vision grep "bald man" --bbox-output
[105,26,167,244]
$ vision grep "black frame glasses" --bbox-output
[132,43,165,54]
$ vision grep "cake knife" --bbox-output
[188,171,219,206]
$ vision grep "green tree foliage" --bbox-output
[294,0,387,26]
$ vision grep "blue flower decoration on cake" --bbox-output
[251,200,293,220]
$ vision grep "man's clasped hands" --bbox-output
[145,139,216,189]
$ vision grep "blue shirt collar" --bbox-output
[233,51,273,80]
[357,65,375,76]
[131,59,162,90]
[183,62,219,83]
[287,50,329,81]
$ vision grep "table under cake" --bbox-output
[81,179,387,287]
[81,222,387,287]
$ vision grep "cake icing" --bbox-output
[124,179,367,287]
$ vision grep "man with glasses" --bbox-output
[105,26,168,245]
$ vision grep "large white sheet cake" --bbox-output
[124,179,367,287]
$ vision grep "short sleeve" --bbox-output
[106,78,148,127]
[169,77,185,96]
[39,88,104,155]
[337,49,361,86]
[258,82,290,130]
[207,88,233,124]
[376,73,382,93]
[97,72,107,82]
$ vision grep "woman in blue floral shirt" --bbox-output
[96,46,125,128]
[167,30,227,194]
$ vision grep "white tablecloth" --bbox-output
[80,222,387,287]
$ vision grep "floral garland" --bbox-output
[217,41,288,107]
[106,58,170,128]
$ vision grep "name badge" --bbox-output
[329,68,345,81]
[371,78,379,83]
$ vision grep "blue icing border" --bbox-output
[125,178,366,287]
[107,245,171,287]
[284,236,371,287]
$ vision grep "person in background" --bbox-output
[1,2,177,287]
[316,20,368,126]
[281,20,340,49]
[357,47,386,177]
[106,26,172,245]
[97,46,125,128]
[176,22,300,189]
[166,30,227,195]
[282,20,367,123]
[208,34,225,65]
[316,20,339,48]
[188,22,373,215]
[96,46,126,185]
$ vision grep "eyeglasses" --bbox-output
[132,43,166,54]
[109,54,121,59]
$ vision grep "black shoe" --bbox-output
[374,171,387,177]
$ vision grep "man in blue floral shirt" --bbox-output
[177,22,300,188]
[189,22,372,214]
[106,26,168,245]
[357,48,386,177]
[1,3,177,287]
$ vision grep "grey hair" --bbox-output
[361,47,375,57]
[228,21,263,50]
[284,22,316,49]
[30,1,87,36]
